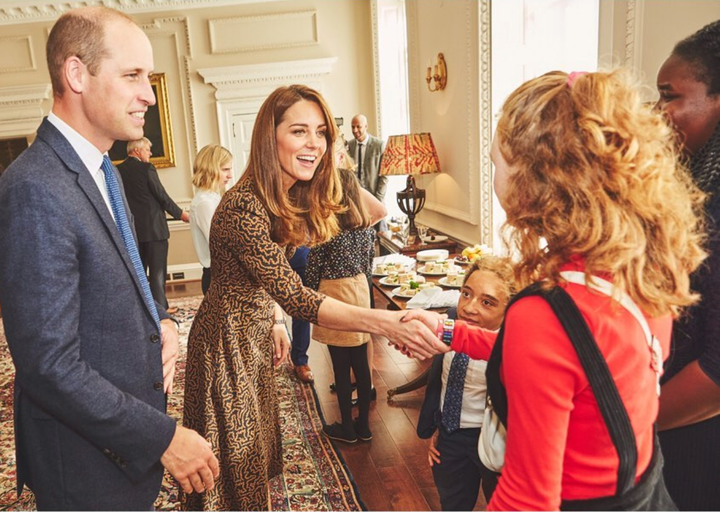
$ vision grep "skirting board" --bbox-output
[166,263,203,282]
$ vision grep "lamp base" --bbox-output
[396,175,425,237]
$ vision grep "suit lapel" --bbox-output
[37,120,153,316]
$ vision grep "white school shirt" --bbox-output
[439,350,489,429]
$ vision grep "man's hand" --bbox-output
[181,211,190,223]
[160,319,179,393]
[272,323,291,367]
[161,426,220,494]
[428,430,441,467]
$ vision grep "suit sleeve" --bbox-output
[375,140,388,202]
[0,179,175,482]
[147,164,183,219]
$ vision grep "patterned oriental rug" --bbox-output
[0,295,365,511]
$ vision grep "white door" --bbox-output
[230,112,257,181]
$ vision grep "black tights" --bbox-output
[328,343,372,431]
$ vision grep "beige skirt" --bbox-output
[313,273,371,347]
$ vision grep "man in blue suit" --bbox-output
[0,6,218,510]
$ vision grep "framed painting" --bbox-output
[109,73,176,168]
[0,137,29,173]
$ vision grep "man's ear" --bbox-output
[64,56,86,94]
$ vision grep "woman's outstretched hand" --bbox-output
[384,310,450,359]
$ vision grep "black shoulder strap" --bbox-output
[485,283,637,496]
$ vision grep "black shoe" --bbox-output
[353,419,373,441]
[322,422,357,444]
[351,387,377,407]
[329,382,357,393]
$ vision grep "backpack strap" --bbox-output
[543,285,637,495]
[485,281,637,496]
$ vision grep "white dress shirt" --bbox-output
[189,189,221,268]
[47,112,115,221]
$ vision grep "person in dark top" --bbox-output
[655,20,720,511]
[117,137,189,311]
[306,139,386,443]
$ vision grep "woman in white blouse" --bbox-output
[190,144,234,294]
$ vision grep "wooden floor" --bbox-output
[167,281,487,511]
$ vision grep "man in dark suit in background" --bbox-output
[118,137,189,313]
[0,6,217,509]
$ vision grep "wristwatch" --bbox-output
[441,319,455,346]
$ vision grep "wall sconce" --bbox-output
[426,53,447,92]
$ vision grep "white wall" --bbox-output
[405,0,720,250]
[1,0,719,266]
[0,0,378,269]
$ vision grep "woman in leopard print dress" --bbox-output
[181,85,447,510]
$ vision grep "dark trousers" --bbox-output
[659,415,720,511]
[327,344,372,429]
[138,239,169,310]
[201,267,211,295]
[432,426,498,511]
[289,246,311,366]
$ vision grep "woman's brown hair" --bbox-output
[336,168,372,231]
[240,85,343,247]
[495,69,706,317]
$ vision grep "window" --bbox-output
[491,0,599,238]
[377,0,410,218]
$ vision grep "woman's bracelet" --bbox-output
[274,318,286,325]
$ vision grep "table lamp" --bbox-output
[379,133,441,237]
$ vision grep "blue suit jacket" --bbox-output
[0,119,176,510]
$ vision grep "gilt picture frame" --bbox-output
[109,73,176,168]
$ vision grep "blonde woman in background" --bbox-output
[190,144,234,294]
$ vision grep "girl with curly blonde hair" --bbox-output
[409,69,706,510]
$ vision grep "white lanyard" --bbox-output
[560,271,662,396]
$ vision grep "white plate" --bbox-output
[438,277,462,288]
[417,265,448,276]
[391,287,419,299]
[416,249,449,262]
[378,276,399,286]
[421,235,449,243]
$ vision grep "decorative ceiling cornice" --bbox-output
[0,0,282,26]
[197,57,338,101]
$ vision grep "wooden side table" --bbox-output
[378,230,458,258]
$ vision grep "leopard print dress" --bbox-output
[182,179,325,511]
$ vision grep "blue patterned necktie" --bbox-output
[441,352,470,433]
[101,155,160,332]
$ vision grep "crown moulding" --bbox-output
[0,0,284,25]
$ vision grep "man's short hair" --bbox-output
[127,137,152,155]
[46,7,136,98]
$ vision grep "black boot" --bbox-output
[322,422,358,443]
[353,419,373,441]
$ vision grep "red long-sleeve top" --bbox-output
[450,267,671,511]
